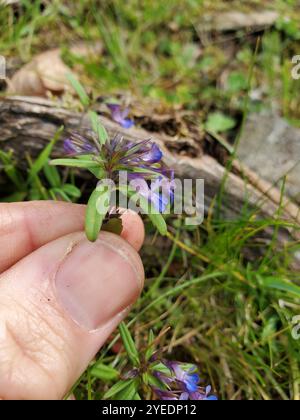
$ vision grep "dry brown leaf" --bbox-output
[7,49,71,96]
[7,42,103,97]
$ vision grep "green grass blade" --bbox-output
[262,277,300,298]
[66,73,90,108]
[28,126,64,183]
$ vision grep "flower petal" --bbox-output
[142,143,163,163]
[107,103,134,129]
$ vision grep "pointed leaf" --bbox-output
[115,379,139,400]
[148,213,168,235]
[137,193,167,235]
[51,188,72,202]
[43,163,61,188]
[0,150,26,190]
[262,277,300,298]
[66,73,90,108]
[87,166,107,179]
[103,379,134,400]
[145,330,155,361]
[119,322,140,367]
[148,373,167,389]
[28,126,63,182]
[133,392,141,400]
[120,186,168,236]
[89,111,108,145]
[50,158,100,169]
[91,364,119,381]
[62,184,81,199]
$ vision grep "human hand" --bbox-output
[0,201,145,400]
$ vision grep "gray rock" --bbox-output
[237,112,300,203]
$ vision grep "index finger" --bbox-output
[0,201,144,274]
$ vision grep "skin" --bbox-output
[0,201,145,400]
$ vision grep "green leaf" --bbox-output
[28,126,64,183]
[50,158,100,169]
[0,151,26,190]
[103,379,135,400]
[227,71,248,93]
[261,277,300,298]
[51,188,72,202]
[89,111,108,145]
[137,194,167,235]
[3,164,25,190]
[150,362,172,376]
[29,187,46,201]
[145,330,155,361]
[43,163,61,188]
[118,322,140,367]
[66,73,90,108]
[62,184,81,198]
[0,150,12,165]
[90,364,119,381]
[261,316,278,343]
[85,187,111,242]
[87,167,107,179]
[0,191,27,202]
[148,213,167,235]
[148,373,166,389]
[206,112,236,133]
[142,372,149,385]
[120,186,168,236]
[115,379,139,400]
[121,166,163,177]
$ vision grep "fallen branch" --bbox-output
[0,96,299,240]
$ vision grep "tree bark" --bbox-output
[0,96,299,239]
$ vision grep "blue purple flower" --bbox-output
[107,103,134,129]
[130,175,175,213]
[152,361,218,401]
[142,143,163,163]
[64,134,162,174]
[63,133,97,155]
[62,132,174,213]
[167,361,200,393]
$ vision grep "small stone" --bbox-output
[237,112,300,203]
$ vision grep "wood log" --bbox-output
[0,96,299,240]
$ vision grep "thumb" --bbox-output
[0,231,144,400]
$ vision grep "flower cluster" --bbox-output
[103,323,218,401]
[51,112,174,240]
[63,132,174,213]
[152,361,217,401]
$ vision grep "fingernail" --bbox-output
[55,236,144,331]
